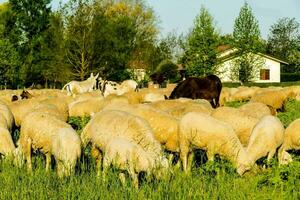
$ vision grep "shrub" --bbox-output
[281,73,300,82]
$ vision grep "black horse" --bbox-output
[168,74,222,108]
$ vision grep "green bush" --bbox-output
[281,72,300,82]
[155,60,180,83]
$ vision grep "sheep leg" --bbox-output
[91,146,102,176]
[25,138,32,172]
[128,165,139,189]
[267,149,276,164]
[207,150,215,162]
[46,153,51,172]
[187,151,194,172]
[119,173,126,186]
[102,156,110,181]
[179,140,190,173]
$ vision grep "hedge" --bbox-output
[281,73,300,82]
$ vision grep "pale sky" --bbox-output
[1,0,300,39]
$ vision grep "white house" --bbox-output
[215,47,288,83]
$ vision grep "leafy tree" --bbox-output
[233,2,262,51]
[231,2,264,83]
[41,11,70,88]
[267,17,300,72]
[0,38,20,87]
[9,0,52,86]
[181,6,219,77]
[154,60,180,83]
[64,0,94,81]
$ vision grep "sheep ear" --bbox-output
[94,73,99,79]
[90,73,94,78]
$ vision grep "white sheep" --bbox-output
[246,115,284,165]
[229,86,260,102]
[103,104,180,152]
[239,102,275,119]
[103,137,168,188]
[100,79,138,97]
[81,110,163,173]
[62,73,99,96]
[278,119,300,165]
[68,97,106,117]
[8,98,41,127]
[167,100,213,118]
[250,89,296,111]
[0,100,14,131]
[18,112,81,177]
[211,106,259,146]
[0,126,16,157]
[179,112,253,175]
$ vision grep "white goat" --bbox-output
[62,73,99,96]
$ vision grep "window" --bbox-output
[260,69,270,80]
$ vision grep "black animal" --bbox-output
[168,74,222,108]
[150,73,166,86]
[20,90,33,99]
[11,95,19,102]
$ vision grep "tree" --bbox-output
[0,38,20,87]
[233,2,262,51]
[41,11,70,88]
[181,6,219,77]
[64,0,95,81]
[231,2,264,83]
[267,17,300,72]
[9,0,52,86]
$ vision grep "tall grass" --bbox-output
[1,101,300,199]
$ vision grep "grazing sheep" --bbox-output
[278,119,300,165]
[100,79,138,97]
[179,112,253,175]
[246,115,284,165]
[62,73,99,96]
[68,97,106,117]
[31,103,68,122]
[147,99,192,113]
[18,112,81,177]
[230,86,260,102]
[8,98,40,127]
[0,100,14,130]
[103,104,180,152]
[211,107,259,146]
[103,138,168,188]
[168,100,213,118]
[250,89,296,111]
[239,102,275,119]
[0,126,16,157]
[81,110,163,173]
[40,97,69,120]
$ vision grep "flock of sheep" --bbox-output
[1,75,300,188]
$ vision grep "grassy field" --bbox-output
[1,100,300,199]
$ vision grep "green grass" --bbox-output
[1,101,300,199]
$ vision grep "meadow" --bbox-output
[1,100,300,200]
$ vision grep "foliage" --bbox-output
[281,72,300,82]
[233,2,262,52]
[154,60,180,83]
[267,17,300,73]
[181,6,219,77]
[68,116,90,133]
[231,2,265,83]
[9,0,52,86]
[230,53,264,83]
[277,99,300,127]
[0,38,20,87]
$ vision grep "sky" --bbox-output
[1,0,300,39]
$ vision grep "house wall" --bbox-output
[254,58,281,83]
[216,54,281,83]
